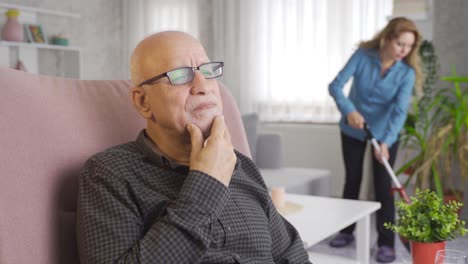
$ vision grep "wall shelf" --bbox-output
[0,3,81,78]
[0,2,80,18]
[0,40,81,52]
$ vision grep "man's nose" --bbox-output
[190,71,212,95]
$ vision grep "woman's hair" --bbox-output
[359,17,424,96]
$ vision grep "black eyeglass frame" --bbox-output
[137,61,224,87]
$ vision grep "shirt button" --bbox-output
[227,226,231,231]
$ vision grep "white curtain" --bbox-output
[122,0,393,122]
[213,0,393,122]
[121,0,200,79]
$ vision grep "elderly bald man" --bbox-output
[76,31,311,264]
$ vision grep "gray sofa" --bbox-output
[242,113,332,196]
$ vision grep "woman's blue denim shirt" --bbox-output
[329,48,415,146]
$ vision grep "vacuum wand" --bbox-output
[363,124,411,204]
[361,122,412,252]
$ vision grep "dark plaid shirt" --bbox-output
[77,130,311,264]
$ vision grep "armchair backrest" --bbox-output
[0,67,250,264]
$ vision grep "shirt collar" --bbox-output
[135,129,185,170]
[135,129,242,174]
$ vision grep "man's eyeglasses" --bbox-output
[138,61,224,87]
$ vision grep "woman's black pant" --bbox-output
[339,132,399,248]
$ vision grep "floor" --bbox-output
[307,214,468,264]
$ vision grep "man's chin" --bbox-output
[197,121,214,139]
[187,111,221,138]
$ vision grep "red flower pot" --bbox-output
[411,240,446,264]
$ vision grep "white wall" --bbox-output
[392,0,433,40]
[433,0,468,77]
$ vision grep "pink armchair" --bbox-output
[0,67,250,264]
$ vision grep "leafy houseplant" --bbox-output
[397,45,468,200]
[420,71,468,198]
[385,189,468,264]
[437,73,468,184]
[385,189,467,242]
[419,40,440,98]
[396,40,443,195]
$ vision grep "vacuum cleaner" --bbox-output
[363,124,411,252]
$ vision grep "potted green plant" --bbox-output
[396,40,444,196]
[385,189,468,264]
[437,72,468,196]
[421,70,468,201]
[397,65,468,202]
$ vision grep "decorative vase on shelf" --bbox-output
[2,9,24,42]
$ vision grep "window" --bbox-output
[213,0,393,122]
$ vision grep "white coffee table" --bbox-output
[282,194,381,264]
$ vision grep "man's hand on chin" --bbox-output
[187,115,236,187]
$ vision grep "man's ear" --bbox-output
[130,87,153,119]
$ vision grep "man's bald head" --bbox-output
[130,31,207,87]
[128,30,223,144]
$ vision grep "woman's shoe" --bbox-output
[376,245,396,263]
[328,233,355,248]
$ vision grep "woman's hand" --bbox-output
[346,111,365,129]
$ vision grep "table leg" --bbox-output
[356,215,370,264]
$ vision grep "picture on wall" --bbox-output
[24,24,46,43]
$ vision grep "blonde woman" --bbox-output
[328,17,423,263]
